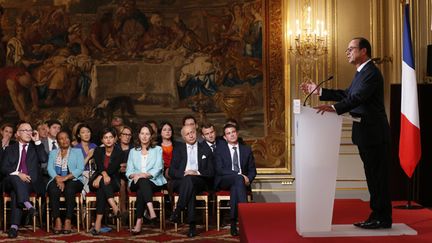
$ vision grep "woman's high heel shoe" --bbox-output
[109,211,121,220]
[90,228,100,235]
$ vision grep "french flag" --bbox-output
[400,3,421,178]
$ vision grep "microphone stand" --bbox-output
[303,76,333,106]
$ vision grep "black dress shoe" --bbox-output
[358,220,392,229]
[187,224,197,238]
[230,225,238,236]
[8,228,18,238]
[353,220,369,227]
[24,207,38,226]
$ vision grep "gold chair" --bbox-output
[215,190,252,231]
[128,191,165,231]
[85,192,120,232]
[173,191,209,231]
[3,192,41,232]
[46,193,83,232]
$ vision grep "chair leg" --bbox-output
[46,198,50,232]
[31,197,36,232]
[4,199,7,232]
[160,198,164,231]
[173,197,178,232]
[80,197,85,231]
[162,197,165,230]
[129,200,133,232]
[86,201,90,232]
[217,198,220,231]
[205,199,208,231]
[76,197,80,232]
[38,198,43,231]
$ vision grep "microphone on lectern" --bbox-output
[303,76,334,106]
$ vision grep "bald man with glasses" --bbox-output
[1,122,47,238]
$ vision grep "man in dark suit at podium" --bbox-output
[300,37,392,229]
[1,121,47,238]
[214,123,257,236]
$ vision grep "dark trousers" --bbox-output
[47,180,83,219]
[4,175,37,226]
[217,174,247,222]
[92,179,119,214]
[130,178,159,218]
[358,143,392,222]
[172,176,206,224]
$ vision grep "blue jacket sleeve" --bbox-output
[69,148,84,179]
[47,149,58,179]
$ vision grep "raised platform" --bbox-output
[238,199,432,243]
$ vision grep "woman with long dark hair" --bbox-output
[126,123,166,234]
[157,121,175,178]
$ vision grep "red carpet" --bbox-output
[0,225,238,242]
[239,199,432,243]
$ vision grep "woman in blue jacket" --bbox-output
[126,123,166,234]
[47,130,84,234]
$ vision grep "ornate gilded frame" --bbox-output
[250,0,291,175]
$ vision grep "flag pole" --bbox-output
[394,176,423,209]
[395,1,423,210]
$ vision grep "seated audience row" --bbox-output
[0,117,256,238]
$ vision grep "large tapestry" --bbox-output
[0,0,288,174]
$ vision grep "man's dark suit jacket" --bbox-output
[202,138,226,153]
[320,61,390,147]
[214,142,257,189]
[1,141,47,189]
[168,142,214,181]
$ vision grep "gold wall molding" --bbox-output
[251,0,291,174]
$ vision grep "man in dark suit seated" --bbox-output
[169,125,214,237]
[300,37,392,229]
[200,122,225,152]
[1,121,47,238]
[214,123,257,236]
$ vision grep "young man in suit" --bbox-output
[300,37,392,229]
[41,119,62,154]
[201,122,225,152]
[214,123,257,236]
[1,121,47,238]
[168,125,214,237]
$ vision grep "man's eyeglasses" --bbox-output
[121,133,132,137]
[346,46,360,53]
[18,129,33,133]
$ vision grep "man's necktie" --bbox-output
[232,147,239,173]
[52,141,57,150]
[210,144,216,151]
[188,145,197,170]
[19,144,28,174]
